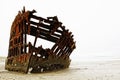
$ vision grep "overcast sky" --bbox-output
[0,0,120,60]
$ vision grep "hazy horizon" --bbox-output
[0,0,120,61]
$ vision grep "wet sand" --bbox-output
[0,57,120,80]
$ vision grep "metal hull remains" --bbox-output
[5,53,71,73]
[5,7,76,73]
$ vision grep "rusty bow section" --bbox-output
[5,7,76,73]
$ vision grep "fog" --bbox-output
[0,0,120,60]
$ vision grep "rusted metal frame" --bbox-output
[30,32,58,43]
[8,38,14,57]
[65,48,73,57]
[67,42,76,57]
[49,22,61,35]
[9,37,22,57]
[55,29,63,33]
[58,33,71,58]
[28,42,32,53]
[39,31,60,40]
[12,43,27,55]
[51,42,58,52]
[19,19,24,55]
[59,43,69,58]
[51,35,63,52]
[9,45,20,56]
[51,31,66,54]
[50,33,61,39]
[63,38,75,57]
[63,33,74,56]
[31,14,54,23]
[30,20,63,34]
[59,41,71,57]
[19,32,24,54]
[62,46,68,57]
[30,21,50,29]
[54,46,59,55]
[30,25,49,34]
[52,35,67,57]
[63,46,71,57]
[53,31,62,37]
[65,47,73,57]
[36,45,43,55]
[30,26,61,38]
[23,20,27,54]
[33,20,41,47]
[27,21,31,34]
[30,27,59,42]
[51,29,66,52]
[39,34,58,42]
[6,8,76,73]
[54,36,66,56]
[64,39,75,57]
[16,43,22,56]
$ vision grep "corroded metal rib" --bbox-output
[5,7,76,73]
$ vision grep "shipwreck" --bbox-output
[5,7,76,73]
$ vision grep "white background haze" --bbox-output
[0,0,120,61]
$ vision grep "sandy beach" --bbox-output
[0,57,120,80]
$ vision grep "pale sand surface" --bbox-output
[0,57,120,80]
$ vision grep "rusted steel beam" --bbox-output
[29,26,61,38]
[30,30,58,43]
[29,20,63,34]
[30,21,50,29]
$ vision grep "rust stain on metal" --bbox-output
[5,7,76,73]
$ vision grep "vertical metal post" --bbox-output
[33,21,40,47]
[23,19,27,53]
